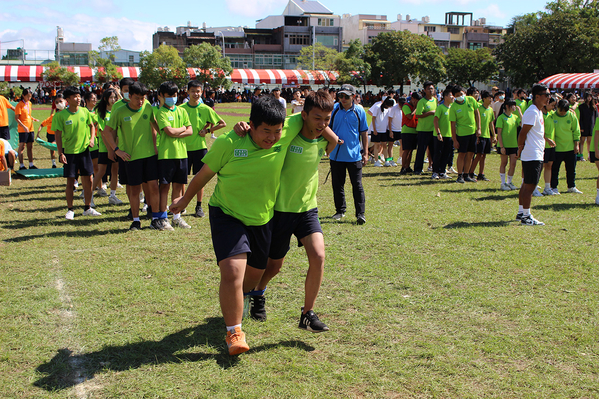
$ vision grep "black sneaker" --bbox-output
[29,165,38,170]
[52,164,57,169]
[129,221,141,231]
[464,175,477,183]
[195,204,205,218]
[250,295,266,321]
[515,212,523,221]
[456,175,465,183]
[399,168,408,175]
[298,307,329,333]
[19,165,27,170]
[127,208,133,221]
[477,173,490,181]
[356,214,366,225]
[406,167,414,173]
[146,205,152,220]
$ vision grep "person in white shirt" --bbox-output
[272,88,286,110]
[369,98,395,167]
[290,90,304,114]
[517,84,550,226]
[387,98,404,165]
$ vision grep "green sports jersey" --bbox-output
[551,111,581,152]
[112,99,128,112]
[515,99,528,114]
[154,105,191,160]
[51,107,92,155]
[275,133,328,213]
[496,113,518,148]
[478,105,495,139]
[449,96,478,136]
[107,103,156,161]
[543,111,555,149]
[97,111,111,153]
[434,103,452,138]
[88,110,99,151]
[203,114,302,226]
[402,104,417,134]
[181,102,222,151]
[415,97,437,132]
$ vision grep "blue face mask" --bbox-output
[123,92,130,100]
[164,96,176,107]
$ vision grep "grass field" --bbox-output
[1,103,598,398]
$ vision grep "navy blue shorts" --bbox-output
[544,147,556,163]
[98,151,113,166]
[188,148,207,175]
[269,208,323,259]
[19,132,34,143]
[456,134,476,153]
[476,137,491,154]
[159,158,188,185]
[391,131,401,141]
[47,133,56,143]
[0,126,9,140]
[501,147,518,156]
[90,149,99,160]
[122,154,159,186]
[590,151,597,163]
[402,133,418,150]
[63,149,93,178]
[371,131,385,143]
[209,205,273,270]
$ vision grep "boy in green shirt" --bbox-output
[414,81,437,175]
[154,81,193,229]
[170,96,294,356]
[449,86,481,183]
[550,99,582,194]
[432,87,454,179]
[469,90,496,181]
[181,80,227,218]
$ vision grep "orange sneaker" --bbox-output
[226,327,250,355]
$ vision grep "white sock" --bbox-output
[133,217,140,222]
[507,175,513,184]
[52,159,56,165]
[545,183,551,190]
[596,188,599,197]
[500,173,506,184]
[173,213,181,220]
[29,161,34,167]
[20,163,24,168]
[519,205,523,213]
[226,324,241,333]
[110,190,116,196]
[523,208,531,216]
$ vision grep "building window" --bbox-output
[317,18,335,27]
[424,26,436,32]
[468,42,482,50]
[289,34,311,45]
[447,27,459,34]
[129,55,134,63]
[316,35,337,47]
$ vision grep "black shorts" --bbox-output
[590,151,597,162]
[0,126,9,140]
[19,132,34,143]
[209,205,273,270]
[476,137,491,154]
[90,149,99,160]
[188,148,208,175]
[501,147,518,156]
[402,133,418,150]
[456,134,476,153]
[122,154,159,186]
[544,147,556,163]
[392,131,401,141]
[63,149,93,178]
[371,131,387,143]
[269,208,323,259]
[158,158,188,185]
[47,133,56,143]
[522,160,543,185]
[98,151,113,166]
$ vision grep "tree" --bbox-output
[445,48,498,87]
[365,31,445,93]
[41,61,80,86]
[494,0,599,87]
[139,45,189,90]
[183,43,233,90]
[88,50,123,84]
[334,39,371,90]
[297,42,339,86]
[98,36,121,61]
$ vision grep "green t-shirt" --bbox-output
[51,107,92,155]
[202,114,301,226]
[592,118,599,154]
[181,102,222,151]
[96,111,111,153]
[401,104,417,134]
[478,105,495,139]
[112,99,128,112]
[434,103,452,138]
[515,99,528,114]
[415,97,437,132]
[496,113,518,148]
[154,106,191,160]
[88,110,99,151]
[551,111,581,152]
[449,96,478,136]
[543,111,555,149]
[107,103,156,161]
[275,133,328,213]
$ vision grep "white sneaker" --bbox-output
[424,157,429,163]
[142,204,148,213]
[139,191,145,202]
[595,197,599,205]
[384,161,391,167]
[116,183,123,189]
[500,183,511,191]
[542,187,555,196]
[448,167,458,174]
[397,157,402,164]
[440,173,451,179]
[427,166,433,172]
[96,187,108,197]
[101,184,107,190]
[507,182,519,190]
[83,208,101,216]
[172,217,192,229]
[389,160,397,167]
[521,214,545,226]
[374,161,383,167]
[211,134,217,139]
[532,188,543,197]
[552,188,560,195]
[109,195,123,205]
[567,187,583,194]
[65,210,75,220]
[332,213,345,221]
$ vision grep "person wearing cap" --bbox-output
[328,84,368,225]
[272,88,287,110]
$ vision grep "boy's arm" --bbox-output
[161,125,189,137]
[55,130,67,164]
[475,108,481,136]
[89,123,96,148]
[489,119,497,143]
[451,121,459,149]
[209,119,227,135]
[434,116,442,141]
[321,126,339,155]
[170,164,216,214]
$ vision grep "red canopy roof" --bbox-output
[540,73,599,89]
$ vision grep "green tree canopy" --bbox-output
[334,39,371,89]
[445,48,498,88]
[88,50,123,84]
[139,44,189,90]
[183,43,232,90]
[42,61,80,86]
[297,42,338,86]
[98,36,121,61]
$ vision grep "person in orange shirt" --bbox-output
[0,139,7,172]
[36,94,65,168]
[0,94,16,141]
[15,89,39,170]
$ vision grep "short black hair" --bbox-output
[187,80,202,90]
[466,87,478,96]
[22,88,31,97]
[451,86,464,96]
[422,81,434,89]
[128,82,148,97]
[250,96,286,128]
[410,92,421,101]
[159,81,178,96]
[120,78,135,89]
[557,99,570,112]
[480,90,492,99]
[83,91,96,102]
[442,87,453,98]
[63,86,81,98]
[531,83,549,100]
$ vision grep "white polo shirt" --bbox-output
[520,104,545,162]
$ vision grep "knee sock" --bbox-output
[500,173,506,184]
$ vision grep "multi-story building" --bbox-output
[56,42,92,66]
[340,14,392,45]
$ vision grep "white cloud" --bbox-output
[474,4,506,22]
[225,0,288,18]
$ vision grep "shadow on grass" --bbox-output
[534,202,598,211]
[441,220,514,229]
[5,188,67,197]
[33,317,314,391]
[474,193,520,201]
[441,187,500,193]
[2,225,129,242]
[320,218,355,225]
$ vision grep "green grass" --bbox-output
[1,103,598,398]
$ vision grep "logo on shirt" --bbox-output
[65,120,73,125]
[143,114,148,120]
[124,116,132,122]
[566,120,571,124]
[106,116,111,121]
[289,145,303,154]
[168,116,174,121]
[234,149,248,157]
[80,117,85,122]
[272,145,281,153]
[456,109,462,113]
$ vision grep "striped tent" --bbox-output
[539,73,599,89]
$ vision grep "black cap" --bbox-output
[338,84,356,96]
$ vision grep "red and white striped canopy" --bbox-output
[540,73,599,89]
[0,66,339,85]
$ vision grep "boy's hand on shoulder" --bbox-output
[233,121,250,137]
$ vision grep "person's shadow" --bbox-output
[34,317,314,391]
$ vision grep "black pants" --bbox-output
[551,150,576,189]
[433,137,454,174]
[330,160,365,217]
[414,131,434,173]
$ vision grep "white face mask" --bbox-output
[499,95,505,100]
[123,92,130,100]
[56,102,65,110]
[456,96,465,102]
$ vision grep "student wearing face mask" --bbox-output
[492,90,505,118]
[449,86,481,183]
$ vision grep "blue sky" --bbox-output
[0,0,550,55]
